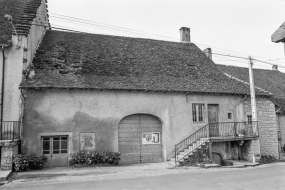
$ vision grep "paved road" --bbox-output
[3,163,285,190]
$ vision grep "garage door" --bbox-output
[119,114,162,164]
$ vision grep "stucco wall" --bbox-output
[1,36,24,121]
[243,96,279,158]
[0,0,47,123]
[22,89,244,161]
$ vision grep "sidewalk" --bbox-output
[6,160,263,186]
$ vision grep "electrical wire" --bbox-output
[12,11,285,64]
[11,17,285,71]
[49,14,179,42]
[5,5,285,63]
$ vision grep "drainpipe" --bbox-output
[1,46,6,140]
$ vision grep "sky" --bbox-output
[47,0,285,72]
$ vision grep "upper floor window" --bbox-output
[192,104,204,122]
[227,112,233,120]
[247,115,252,124]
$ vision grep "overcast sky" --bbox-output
[48,0,285,72]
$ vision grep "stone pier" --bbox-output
[0,140,20,170]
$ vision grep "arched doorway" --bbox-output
[119,114,162,164]
[212,153,222,165]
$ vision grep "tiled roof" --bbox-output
[0,0,46,46]
[20,30,270,96]
[218,64,285,113]
[272,21,285,43]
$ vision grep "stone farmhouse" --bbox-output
[218,64,285,159]
[0,0,280,169]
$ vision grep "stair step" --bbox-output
[179,152,186,156]
[184,149,192,154]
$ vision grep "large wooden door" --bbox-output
[118,115,141,164]
[208,105,219,137]
[119,114,162,164]
[42,136,69,167]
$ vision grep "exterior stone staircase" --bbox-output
[174,121,259,165]
[176,137,210,165]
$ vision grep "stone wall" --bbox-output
[278,115,285,159]
[211,141,239,160]
[0,140,20,170]
[243,96,279,158]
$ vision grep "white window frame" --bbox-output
[192,103,205,122]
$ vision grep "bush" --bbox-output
[12,154,48,172]
[259,154,277,164]
[69,150,121,167]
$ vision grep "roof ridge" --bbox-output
[223,72,272,95]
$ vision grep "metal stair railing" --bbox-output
[174,121,259,163]
[174,123,210,163]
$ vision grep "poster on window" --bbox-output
[142,132,160,144]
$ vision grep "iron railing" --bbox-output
[209,121,258,139]
[174,121,258,163]
[1,121,21,140]
[175,123,210,163]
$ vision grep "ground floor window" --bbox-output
[42,136,68,155]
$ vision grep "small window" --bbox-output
[228,112,232,119]
[192,104,205,122]
[247,115,252,124]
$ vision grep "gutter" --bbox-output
[1,46,5,140]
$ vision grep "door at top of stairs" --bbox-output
[208,104,219,137]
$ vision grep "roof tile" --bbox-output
[0,0,45,46]
[21,30,270,96]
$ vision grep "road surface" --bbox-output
[3,163,285,190]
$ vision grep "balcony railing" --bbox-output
[1,121,21,140]
[175,121,258,163]
[209,121,258,140]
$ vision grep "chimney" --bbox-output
[272,65,278,71]
[179,27,190,43]
[203,48,212,60]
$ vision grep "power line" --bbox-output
[5,6,285,62]
[15,11,285,63]
[50,17,167,40]
[49,13,179,41]
[12,19,285,70]
[253,58,285,69]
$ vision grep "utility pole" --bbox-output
[248,56,261,162]
[248,56,257,125]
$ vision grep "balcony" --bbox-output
[174,121,259,163]
[1,121,21,140]
[209,121,259,141]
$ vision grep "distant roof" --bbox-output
[0,0,46,46]
[272,21,285,43]
[218,64,285,114]
[20,30,270,96]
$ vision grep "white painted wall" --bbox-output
[23,89,245,161]
[0,0,48,124]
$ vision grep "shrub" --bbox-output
[12,154,48,172]
[259,154,277,164]
[69,150,121,167]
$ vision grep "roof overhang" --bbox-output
[271,21,285,43]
